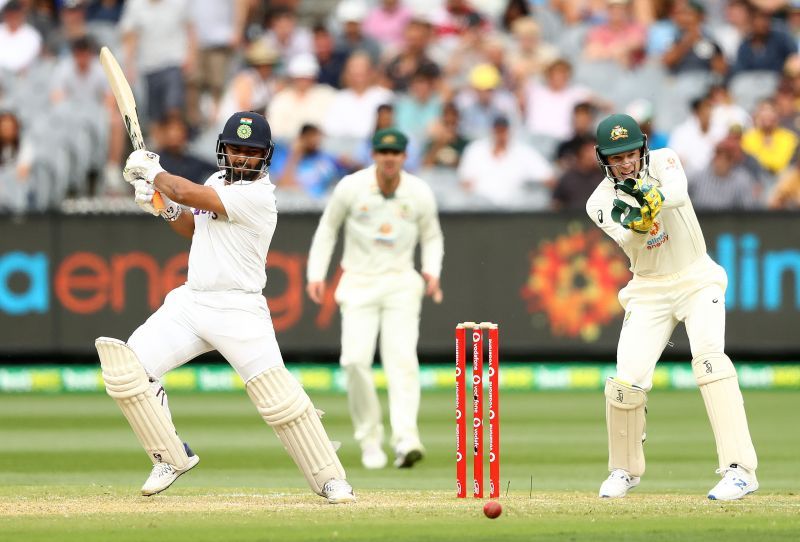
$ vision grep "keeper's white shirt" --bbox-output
[187,172,277,292]
[586,148,706,277]
[307,165,444,280]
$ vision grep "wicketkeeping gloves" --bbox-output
[611,178,665,234]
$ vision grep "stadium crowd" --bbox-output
[2,0,800,214]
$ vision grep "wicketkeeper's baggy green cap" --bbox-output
[372,128,408,152]
[595,113,645,156]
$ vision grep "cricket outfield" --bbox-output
[1,389,798,541]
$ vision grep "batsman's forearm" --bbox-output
[153,172,196,205]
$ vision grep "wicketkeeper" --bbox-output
[587,113,758,500]
[95,112,355,503]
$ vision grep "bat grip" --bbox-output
[152,191,165,212]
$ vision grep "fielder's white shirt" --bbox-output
[187,172,278,292]
[586,148,706,277]
[307,165,444,280]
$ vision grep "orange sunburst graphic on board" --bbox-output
[520,223,631,342]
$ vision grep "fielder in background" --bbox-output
[306,128,444,470]
[587,113,759,501]
[95,112,355,503]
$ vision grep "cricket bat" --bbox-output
[99,46,165,211]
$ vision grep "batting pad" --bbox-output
[246,367,346,495]
[692,353,758,471]
[96,337,192,469]
[605,377,647,477]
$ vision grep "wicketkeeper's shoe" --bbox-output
[321,479,356,504]
[361,443,388,469]
[141,445,200,496]
[599,469,640,498]
[393,440,425,469]
[708,464,759,501]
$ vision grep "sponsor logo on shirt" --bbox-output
[646,221,668,250]
[193,208,218,220]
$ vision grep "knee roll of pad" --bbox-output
[246,367,346,495]
[691,353,758,471]
[605,377,647,477]
[96,337,191,469]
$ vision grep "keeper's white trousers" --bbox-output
[335,270,425,450]
[616,254,727,390]
[128,285,284,383]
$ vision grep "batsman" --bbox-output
[94,112,354,503]
[587,114,758,500]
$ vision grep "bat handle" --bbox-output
[153,191,165,212]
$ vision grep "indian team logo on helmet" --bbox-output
[610,125,629,141]
[237,117,253,139]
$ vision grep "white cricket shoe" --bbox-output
[708,464,759,501]
[361,443,388,469]
[599,469,640,498]
[321,479,356,504]
[141,454,200,496]
[393,440,425,469]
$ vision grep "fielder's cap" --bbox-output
[245,41,279,66]
[336,0,367,23]
[219,111,272,149]
[287,53,319,78]
[595,113,645,156]
[469,63,501,91]
[372,128,408,152]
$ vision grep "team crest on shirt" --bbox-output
[610,125,628,141]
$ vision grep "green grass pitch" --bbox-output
[1,388,798,541]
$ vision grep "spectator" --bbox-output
[151,113,217,182]
[323,51,393,141]
[27,0,58,41]
[523,58,592,141]
[583,0,646,69]
[458,115,554,208]
[362,0,413,52]
[186,0,248,130]
[216,40,279,125]
[722,124,768,192]
[774,81,800,136]
[689,140,759,210]
[0,1,42,74]
[499,0,530,33]
[262,7,312,64]
[713,0,749,62]
[352,103,422,171]
[85,0,125,24]
[661,0,726,77]
[733,4,797,75]
[708,83,751,133]
[0,110,33,212]
[789,1,800,51]
[556,101,598,166]
[768,160,800,208]
[439,12,491,89]
[455,62,520,141]
[423,101,469,169]
[312,23,348,89]
[384,16,440,92]
[432,0,490,49]
[271,123,346,198]
[668,94,727,177]
[742,99,799,175]
[552,136,600,210]
[50,36,126,194]
[645,0,679,57]
[267,53,336,142]
[395,65,442,146]
[334,0,381,65]
[48,0,92,57]
[506,16,559,87]
[626,98,669,150]
[120,0,196,126]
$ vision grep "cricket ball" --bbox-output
[483,501,502,519]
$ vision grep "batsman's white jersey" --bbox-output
[307,165,444,450]
[128,172,284,383]
[586,148,727,389]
